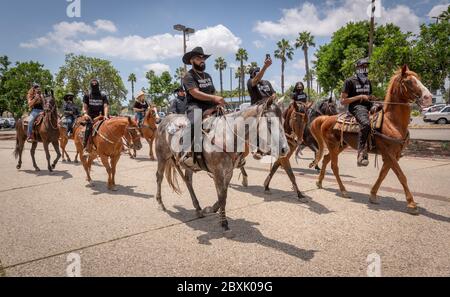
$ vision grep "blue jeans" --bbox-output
[63,116,75,133]
[135,112,145,126]
[28,109,43,137]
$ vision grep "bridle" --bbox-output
[43,96,59,130]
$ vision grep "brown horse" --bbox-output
[259,101,310,199]
[74,116,142,191]
[310,65,432,214]
[14,90,62,172]
[59,119,81,163]
[127,108,158,160]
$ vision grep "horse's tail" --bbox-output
[309,116,327,169]
[14,119,22,160]
[164,157,181,195]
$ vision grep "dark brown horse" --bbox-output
[59,118,81,163]
[310,65,432,214]
[14,90,62,172]
[74,116,142,191]
[261,100,311,199]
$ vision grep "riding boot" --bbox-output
[83,122,93,157]
[352,106,371,167]
[357,147,369,167]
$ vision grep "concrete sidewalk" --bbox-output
[0,140,449,276]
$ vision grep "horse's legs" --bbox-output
[60,137,69,162]
[317,153,331,189]
[148,138,155,161]
[156,159,167,211]
[329,147,349,198]
[110,154,120,188]
[30,142,40,171]
[213,172,233,234]
[240,167,248,187]
[280,158,306,200]
[263,160,281,193]
[42,142,53,172]
[51,140,61,169]
[370,159,391,204]
[308,144,321,171]
[181,169,203,217]
[74,151,79,163]
[15,136,25,170]
[387,156,418,214]
[100,155,114,191]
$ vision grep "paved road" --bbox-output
[0,140,449,277]
[409,128,450,141]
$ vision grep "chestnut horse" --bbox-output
[59,119,81,163]
[310,65,432,214]
[126,107,158,160]
[74,117,142,191]
[14,90,62,172]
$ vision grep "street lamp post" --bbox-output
[174,24,195,72]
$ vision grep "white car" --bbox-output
[423,105,450,124]
[422,104,446,115]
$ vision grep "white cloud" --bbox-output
[254,0,421,38]
[144,63,171,75]
[253,40,265,49]
[20,19,117,48]
[21,22,241,62]
[293,59,305,70]
[427,3,449,18]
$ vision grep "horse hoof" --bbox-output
[242,179,248,187]
[201,207,214,215]
[223,230,235,239]
[316,181,322,189]
[341,191,351,199]
[109,186,118,192]
[158,204,167,212]
[196,210,205,218]
[35,167,40,172]
[74,160,79,164]
[86,183,95,188]
[52,164,56,169]
[315,166,321,171]
[369,195,380,205]
[264,189,272,195]
[407,207,419,216]
[16,165,21,170]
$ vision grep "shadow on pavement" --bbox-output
[322,187,450,224]
[166,205,318,262]
[229,184,334,215]
[88,181,153,200]
[22,169,73,180]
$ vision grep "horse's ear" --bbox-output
[51,90,54,97]
[402,65,409,77]
[276,96,285,105]
[44,89,49,96]
[328,97,333,103]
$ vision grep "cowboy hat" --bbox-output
[63,93,75,101]
[136,90,146,101]
[182,47,211,65]
[356,57,370,67]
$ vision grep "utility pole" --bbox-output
[368,0,376,58]
[173,24,195,73]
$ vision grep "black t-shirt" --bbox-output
[134,100,149,112]
[342,76,373,111]
[292,92,308,103]
[83,92,109,118]
[183,69,216,111]
[247,79,275,105]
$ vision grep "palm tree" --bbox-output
[235,66,243,101]
[174,67,186,86]
[295,31,316,98]
[214,57,227,96]
[247,62,258,74]
[235,48,248,103]
[274,39,294,95]
[128,73,137,100]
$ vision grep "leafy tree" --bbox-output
[174,67,186,86]
[55,54,127,115]
[274,39,294,95]
[146,71,177,107]
[1,61,53,118]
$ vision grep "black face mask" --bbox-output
[356,67,369,84]
[193,62,206,72]
[90,80,101,96]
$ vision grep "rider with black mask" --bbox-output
[292,82,308,103]
[82,78,109,156]
[182,47,224,170]
[341,57,374,167]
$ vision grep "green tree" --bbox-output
[146,71,177,107]
[235,48,248,103]
[55,54,127,115]
[1,61,53,118]
[274,39,294,95]
[295,31,315,98]
[0,55,12,115]
[174,67,186,86]
[214,57,227,96]
[128,73,137,100]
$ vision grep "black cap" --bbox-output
[249,67,261,78]
[182,47,211,65]
[356,57,370,67]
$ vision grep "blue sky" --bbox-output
[0,0,448,102]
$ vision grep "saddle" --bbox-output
[92,117,107,137]
[334,110,384,134]
[23,112,44,141]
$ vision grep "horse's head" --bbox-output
[391,65,432,108]
[144,107,158,129]
[257,97,290,159]
[319,97,338,116]
[43,89,56,113]
[125,117,143,151]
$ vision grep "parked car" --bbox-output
[6,118,15,128]
[0,117,7,128]
[422,104,446,115]
[423,105,450,124]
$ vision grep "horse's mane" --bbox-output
[385,68,420,103]
[226,98,271,119]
